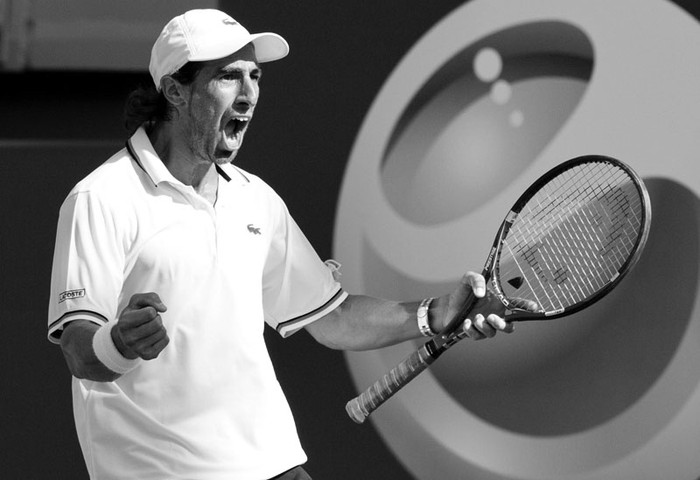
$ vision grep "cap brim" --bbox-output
[187,31,289,64]
[249,32,289,63]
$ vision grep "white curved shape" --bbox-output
[334,0,700,478]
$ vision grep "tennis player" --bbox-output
[47,9,515,480]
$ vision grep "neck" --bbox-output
[148,123,219,203]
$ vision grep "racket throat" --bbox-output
[427,335,457,358]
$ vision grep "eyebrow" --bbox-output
[218,64,262,75]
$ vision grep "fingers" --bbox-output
[120,293,168,328]
[462,314,514,340]
[509,297,542,313]
[452,272,517,340]
[116,317,170,360]
[115,293,170,360]
[464,271,486,298]
[127,292,168,313]
[461,317,488,340]
[135,330,170,361]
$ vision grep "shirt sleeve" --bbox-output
[47,191,125,344]
[262,200,347,337]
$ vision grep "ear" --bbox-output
[160,76,189,109]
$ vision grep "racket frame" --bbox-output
[485,155,651,324]
[346,155,651,424]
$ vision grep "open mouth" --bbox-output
[224,117,250,147]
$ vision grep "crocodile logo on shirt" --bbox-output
[247,224,262,235]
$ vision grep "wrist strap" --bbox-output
[417,297,436,337]
[92,323,141,375]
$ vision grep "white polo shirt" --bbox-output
[47,127,347,480]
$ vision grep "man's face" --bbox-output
[181,44,261,165]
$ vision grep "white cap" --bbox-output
[149,9,289,90]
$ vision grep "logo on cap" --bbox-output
[222,18,239,26]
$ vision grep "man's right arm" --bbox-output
[60,320,121,382]
[59,293,169,382]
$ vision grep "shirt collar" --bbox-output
[126,127,250,187]
[216,162,251,186]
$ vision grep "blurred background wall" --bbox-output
[1,1,699,479]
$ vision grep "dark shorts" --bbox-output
[269,465,312,480]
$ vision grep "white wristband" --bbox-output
[92,323,141,375]
[417,297,436,337]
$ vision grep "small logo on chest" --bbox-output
[247,224,262,235]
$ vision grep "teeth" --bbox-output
[233,118,248,133]
[226,119,244,136]
[224,119,248,148]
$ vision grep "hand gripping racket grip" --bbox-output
[345,344,436,423]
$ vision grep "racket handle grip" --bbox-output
[346,344,436,424]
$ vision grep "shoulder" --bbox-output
[223,167,294,231]
[229,166,286,203]
[71,148,136,194]
[61,147,144,214]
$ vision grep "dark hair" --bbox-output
[123,61,205,135]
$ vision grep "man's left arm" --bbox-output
[305,271,514,351]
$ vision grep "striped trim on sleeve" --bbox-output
[48,310,109,344]
[276,288,348,338]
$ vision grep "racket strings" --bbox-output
[498,162,645,313]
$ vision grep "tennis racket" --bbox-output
[346,155,651,424]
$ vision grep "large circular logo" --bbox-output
[334,0,700,478]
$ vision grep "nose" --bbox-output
[234,75,258,111]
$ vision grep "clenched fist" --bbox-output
[112,293,169,360]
